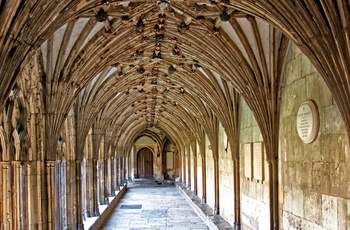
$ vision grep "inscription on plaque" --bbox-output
[244,143,252,178]
[253,142,264,181]
[297,100,319,144]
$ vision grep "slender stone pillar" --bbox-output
[186,144,191,188]
[116,156,119,189]
[121,157,124,184]
[84,159,92,217]
[110,157,115,196]
[98,160,105,205]
[46,161,56,230]
[75,161,84,230]
[12,161,22,229]
[80,159,86,219]
[191,140,198,195]
[65,160,77,228]
[182,149,186,185]
[108,158,112,194]
[117,157,121,189]
[123,156,126,184]
[213,121,220,215]
[199,139,206,203]
[55,160,62,230]
[55,160,68,230]
[92,159,100,216]
[269,159,279,230]
[233,158,241,229]
[213,157,219,215]
[104,158,109,203]
[0,162,11,229]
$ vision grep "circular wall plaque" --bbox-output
[296,100,319,143]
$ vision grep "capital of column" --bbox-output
[45,160,56,168]
[0,161,11,167]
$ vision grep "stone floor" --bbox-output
[100,182,209,230]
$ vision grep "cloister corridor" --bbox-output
[98,181,212,230]
[1,1,350,229]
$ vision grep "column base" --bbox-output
[85,210,91,218]
[233,221,241,230]
[77,223,84,230]
[94,207,100,216]
[201,197,206,203]
[213,206,219,215]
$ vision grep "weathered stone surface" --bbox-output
[101,186,209,230]
[322,195,338,230]
[280,44,350,230]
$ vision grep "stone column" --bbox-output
[55,160,62,230]
[120,157,124,184]
[108,158,112,194]
[22,162,29,229]
[0,162,11,229]
[110,157,115,196]
[92,159,100,216]
[84,159,93,217]
[11,161,22,229]
[75,161,84,230]
[98,160,105,205]
[181,149,186,185]
[268,159,279,230]
[117,157,121,189]
[213,156,219,215]
[80,160,86,221]
[104,158,109,203]
[212,121,220,215]
[186,144,191,189]
[199,139,206,203]
[46,161,56,230]
[233,158,241,229]
[123,156,127,182]
[65,160,77,228]
[191,140,198,195]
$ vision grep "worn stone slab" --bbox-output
[101,185,209,230]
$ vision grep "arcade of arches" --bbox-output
[0,1,350,229]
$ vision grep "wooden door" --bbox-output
[137,148,153,178]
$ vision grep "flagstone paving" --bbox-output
[100,185,209,230]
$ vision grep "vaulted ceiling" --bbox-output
[1,1,349,155]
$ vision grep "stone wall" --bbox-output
[196,142,204,200]
[205,134,216,209]
[190,145,195,191]
[218,123,235,224]
[237,43,350,229]
[239,99,270,229]
[280,44,350,229]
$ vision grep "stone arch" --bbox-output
[11,90,32,161]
